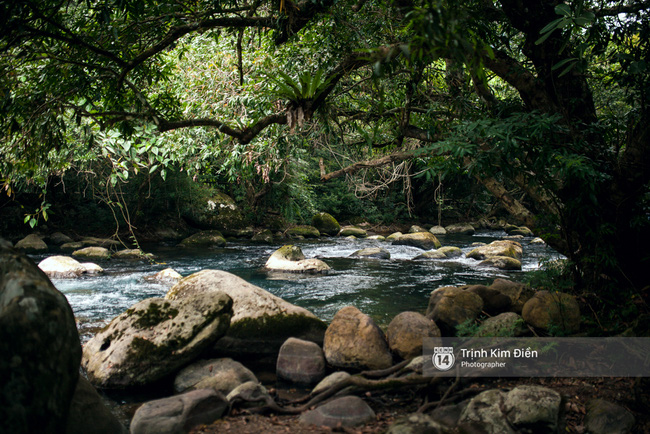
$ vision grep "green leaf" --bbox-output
[551,58,576,71]
[554,4,571,16]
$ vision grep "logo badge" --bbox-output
[432,347,455,371]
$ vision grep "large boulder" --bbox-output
[488,279,534,314]
[14,234,48,253]
[386,232,403,241]
[299,396,376,428]
[467,240,522,260]
[276,337,326,385]
[387,312,441,360]
[286,225,320,239]
[264,245,330,273]
[0,239,82,433]
[522,291,580,334]
[444,223,475,235]
[476,312,528,337]
[339,226,367,237]
[72,247,111,260]
[426,287,484,331]
[182,189,246,231]
[111,249,151,260]
[312,212,341,236]
[166,270,327,358]
[414,250,447,260]
[66,375,127,434]
[466,285,511,314]
[38,255,103,278]
[178,230,226,248]
[174,358,257,395]
[437,246,463,258]
[459,386,562,433]
[393,232,442,250]
[82,293,233,388]
[48,232,73,246]
[350,247,390,259]
[129,389,228,434]
[429,225,447,235]
[506,226,534,237]
[251,229,274,243]
[323,306,393,370]
[584,399,636,434]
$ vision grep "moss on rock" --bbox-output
[312,213,341,236]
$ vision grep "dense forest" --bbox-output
[1,0,649,318]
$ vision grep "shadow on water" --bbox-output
[46,231,562,341]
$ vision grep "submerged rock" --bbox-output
[166,270,327,358]
[174,358,257,396]
[178,230,226,248]
[1,240,81,433]
[350,247,390,259]
[82,293,233,388]
[130,389,228,434]
[14,234,48,253]
[299,396,375,428]
[312,212,341,236]
[264,245,330,273]
[324,306,393,370]
[393,232,442,250]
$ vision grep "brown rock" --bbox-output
[522,291,580,334]
[387,312,441,360]
[299,396,375,428]
[276,337,326,385]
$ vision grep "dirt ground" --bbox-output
[189,376,650,433]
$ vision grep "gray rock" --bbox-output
[38,255,103,278]
[436,246,463,258]
[129,388,227,434]
[444,223,475,235]
[584,398,635,434]
[393,232,442,250]
[72,247,111,259]
[299,396,375,428]
[48,232,73,246]
[311,371,351,396]
[276,337,326,385]
[476,312,528,337]
[386,413,450,434]
[14,234,48,253]
[80,237,121,248]
[60,242,84,252]
[166,270,327,358]
[178,230,226,247]
[429,226,447,235]
[459,389,514,434]
[82,293,233,388]
[350,247,390,259]
[387,312,441,360]
[339,226,367,237]
[264,245,330,273]
[1,240,81,433]
[66,375,127,434]
[181,189,246,231]
[312,212,341,236]
[174,358,257,395]
[324,306,393,370]
[227,381,271,409]
[251,229,274,243]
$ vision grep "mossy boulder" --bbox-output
[47,232,73,246]
[467,240,523,260]
[414,250,447,260]
[350,247,390,259]
[166,270,327,358]
[265,245,330,273]
[312,212,341,236]
[339,226,367,237]
[488,278,535,314]
[80,237,121,248]
[393,232,442,250]
[429,225,447,235]
[409,225,428,233]
[522,291,580,334]
[437,246,463,258]
[182,189,246,231]
[72,246,111,259]
[178,230,226,247]
[14,234,48,253]
[251,229,274,243]
[386,232,403,241]
[286,225,320,239]
[479,256,522,270]
[82,293,233,388]
[507,226,534,237]
[445,223,475,235]
[112,249,152,260]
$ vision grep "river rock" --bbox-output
[14,234,49,253]
[476,312,527,337]
[488,278,534,314]
[66,375,127,434]
[414,250,446,260]
[182,189,246,231]
[311,371,351,396]
[166,270,327,358]
[38,255,103,278]
[367,235,386,241]
[299,396,375,428]
[426,287,484,331]
[387,312,441,360]
[467,240,522,260]
[350,247,390,259]
[479,256,522,270]
[82,293,233,388]
[276,337,326,385]
[444,223,475,235]
[393,232,442,250]
[264,245,330,273]
[251,229,274,243]
[522,291,580,334]
[48,232,73,246]
[60,242,84,252]
[584,399,635,434]
[178,230,226,247]
[130,388,228,434]
[312,212,341,236]
[466,285,512,314]
[72,246,111,259]
[530,237,546,244]
[429,225,447,235]
[174,358,257,395]
[339,226,367,237]
[1,239,82,433]
[80,237,121,248]
[286,225,320,238]
[459,386,562,433]
[227,381,272,409]
[144,268,183,283]
[386,413,449,434]
[111,249,150,259]
[507,226,534,237]
[324,306,393,370]
[409,225,428,233]
[386,232,403,241]
[437,246,463,258]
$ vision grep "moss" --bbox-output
[286,226,320,238]
[228,313,327,340]
[275,245,305,261]
[131,301,179,329]
[312,212,340,236]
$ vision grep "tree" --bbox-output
[1,0,649,310]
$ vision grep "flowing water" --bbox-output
[46,231,562,342]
